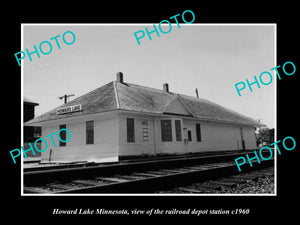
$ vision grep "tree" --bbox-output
[256,127,272,146]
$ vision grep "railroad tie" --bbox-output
[184,166,203,170]
[97,177,129,183]
[93,177,113,185]
[252,172,274,177]
[198,165,219,170]
[47,183,76,190]
[176,168,196,172]
[208,180,237,187]
[197,183,222,190]
[154,169,177,174]
[24,186,51,194]
[71,180,98,186]
[213,162,234,167]
[250,173,268,178]
[240,174,263,179]
[160,169,191,174]
[221,177,247,184]
[232,174,254,179]
[145,171,168,176]
[131,172,161,177]
[115,175,146,180]
[177,187,204,193]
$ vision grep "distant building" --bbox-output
[25,73,264,163]
[269,128,274,144]
[24,97,41,157]
[24,97,40,142]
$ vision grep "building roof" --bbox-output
[24,97,39,106]
[25,80,263,126]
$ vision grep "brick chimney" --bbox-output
[116,72,123,83]
[163,83,169,92]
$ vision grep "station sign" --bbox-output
[56,104,82,115]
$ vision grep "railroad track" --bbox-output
[24,151,274,194]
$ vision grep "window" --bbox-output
[142,127,149,141]
[196,123,202,142]
[175,120,182,141]
[188,130,192,142]
[127,118,135,142]
[33,126,42,138]
[59,124,66,146]
[161,120,172,142]
[86,120,94,144]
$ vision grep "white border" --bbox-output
[21,23,277,197]
[274,24,277,196]
[21,24,24,193]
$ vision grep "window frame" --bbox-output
[86,120,94,145]
[127,118,135,143]
[175,119,182,142]
[161,119,173,142]
[188,130,192,142]
[196,123,202,142]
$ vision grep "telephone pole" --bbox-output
[58,94,75,104]
[195,88,199,98]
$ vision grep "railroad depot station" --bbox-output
[25,72,263,163]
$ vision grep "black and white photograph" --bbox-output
[3,4,298,221]
[22,24,276,195]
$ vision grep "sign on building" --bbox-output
[56,104,82,115]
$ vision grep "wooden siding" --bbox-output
[118,113,257,157]
[40,116,119,163]
[39,111,257,162]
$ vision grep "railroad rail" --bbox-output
[24,150,274,194]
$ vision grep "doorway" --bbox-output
[240,127,245,150]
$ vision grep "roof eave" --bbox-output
[192,116,264,127]
[24,109,121,127]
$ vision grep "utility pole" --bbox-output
[195,88,199,98]
[58,94,75,104]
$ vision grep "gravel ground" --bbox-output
[158,167,275,194]
[226,176,274,194]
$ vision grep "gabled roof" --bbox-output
[25,80,263,126]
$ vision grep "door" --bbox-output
[240,127,245,150]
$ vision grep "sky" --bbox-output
[23,24,275,128]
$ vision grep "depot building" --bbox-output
[25,72,263,163]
